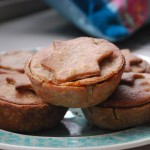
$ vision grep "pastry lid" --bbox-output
[30,37,124,86]
[101,72,150,108]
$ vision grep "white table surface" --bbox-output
[0,9,150,150]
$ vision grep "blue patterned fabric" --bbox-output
[45,0,149,41]
[73,0,129,38]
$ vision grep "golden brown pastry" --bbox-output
[25,37,125,108]
[121,49,150,73]
[0,51,33,73]
[0,73,68,133]
[82,72,150,130]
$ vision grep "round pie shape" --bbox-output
[0,73,68,133]
[25,37,125,108]
[82,72,150,130]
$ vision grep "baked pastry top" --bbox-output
[0,51,33,73]
[121,49,150,73]
[0,73,68,133]
[30,37,124,86]
[101,72,150,108]
[0,73,43,105]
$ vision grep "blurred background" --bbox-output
[0,1,149,150]
[0,0,149,58]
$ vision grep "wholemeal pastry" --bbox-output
[0,51,33,73]
[121,49,150,73]
[25,37,125,108]
[0,50,68,132]
[0,68,17,74]
[0,73,68,133]
[82,72,150,130]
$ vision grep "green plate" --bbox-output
[0,54,150,150]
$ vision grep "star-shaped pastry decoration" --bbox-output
[6,74,33,91]
[121,72,144,86]
[41,37,113,83]
[121,49,142,72]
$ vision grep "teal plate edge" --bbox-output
[0,125,150,149]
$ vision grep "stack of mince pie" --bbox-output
[0,37,150,133]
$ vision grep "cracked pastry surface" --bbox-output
[25,37,125,108]
[82,72,150,130]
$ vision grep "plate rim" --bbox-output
[0,131,150,150]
